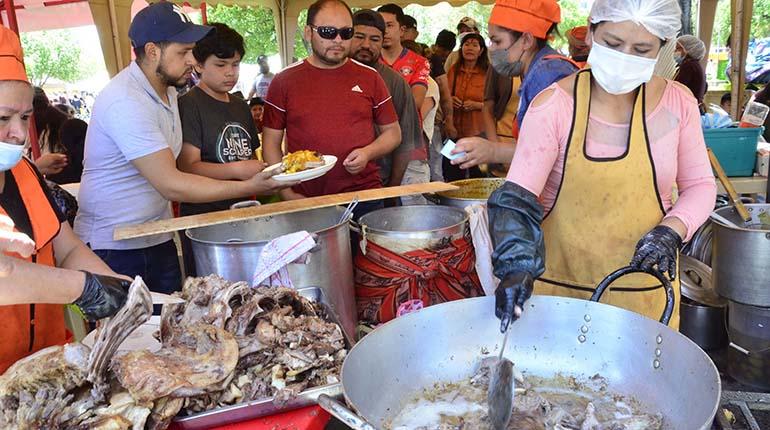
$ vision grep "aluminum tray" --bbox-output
[170,286,349,429]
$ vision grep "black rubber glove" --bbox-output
[495,272,534,333]
[630,225,683,281]
[488,182,545,281]
[73,271,130,321]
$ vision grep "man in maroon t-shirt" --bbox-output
[262,0,400,202]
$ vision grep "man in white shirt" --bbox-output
[75,3,290,298]
[247,55,275,100]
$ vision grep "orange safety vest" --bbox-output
[0,158,67,374]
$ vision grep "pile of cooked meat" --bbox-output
[159,275,347,415]
[0,275,346,430]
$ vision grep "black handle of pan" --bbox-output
[589,266,675,326]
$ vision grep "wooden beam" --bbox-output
[698,0,718,69]
[730,0,754,118]
[114,182,460,240]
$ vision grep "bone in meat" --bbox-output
[113,323,238,403]
[87,276,153,400]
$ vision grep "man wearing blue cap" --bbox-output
[75,3,292,300]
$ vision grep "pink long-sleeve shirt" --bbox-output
[507,80,717,241]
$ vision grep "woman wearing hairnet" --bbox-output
[674,35,708,111]
[489,0,717,332]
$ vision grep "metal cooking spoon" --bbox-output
[488,321,515,430]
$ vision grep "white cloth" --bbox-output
[465,204,498,296]
[590,0,682,40]
[422,77,440,140]
[400,160,431,206]
[75,62,183,250]
[252,231,316,288]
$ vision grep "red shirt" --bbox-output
[263,59,398,197]
[381,48,430,161]
[381,48,430,89]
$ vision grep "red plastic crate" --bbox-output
[171,405,331,430]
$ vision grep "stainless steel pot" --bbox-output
[185,206,356,340]
[727,300,770,391]
[435,178,505,209]
[351,205,468,254]
[334,267,720,429]
[711,204,770,306]
[680,300,727,351]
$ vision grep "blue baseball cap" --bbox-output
[129,2,213,48]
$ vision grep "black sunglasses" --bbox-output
[310,25,354,40]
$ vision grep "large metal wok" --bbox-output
[323,267,721,429]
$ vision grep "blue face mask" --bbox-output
[0,142,25,171]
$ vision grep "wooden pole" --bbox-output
[200,2,207,24]
[730,0,743,120]
[107,0,124,71]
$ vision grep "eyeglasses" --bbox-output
[310,25,354,40]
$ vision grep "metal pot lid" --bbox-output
[680,255,726,307]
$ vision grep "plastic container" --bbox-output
[739,101,770,128]
[703,127,762,176]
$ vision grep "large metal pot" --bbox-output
[727,300,770,391]
[185,206,356,340]
[711,204,770,306]
[352,205,468,254]
[336,267,720,429]
[435,178,505,209]
[680,300,727,351]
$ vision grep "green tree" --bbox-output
[20,30,82,86]
[294,10,309,61]
[556,0,590,49]
[714,0,770,46]
[207,5,278,62]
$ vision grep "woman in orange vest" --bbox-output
[449,0,578,169]
[0,27,131,373]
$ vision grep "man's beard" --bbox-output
[351,47,379,67]
[156,57,189,88]
[311,42,347,66]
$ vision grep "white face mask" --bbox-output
[587,41,658,95]
[0,142,24,172]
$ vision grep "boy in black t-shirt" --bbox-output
[177,23,264,216]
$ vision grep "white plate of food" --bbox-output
[265,150,337,182]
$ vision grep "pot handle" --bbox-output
[348,221,368,255]
[590,266,675,326]
[317,394,377,430]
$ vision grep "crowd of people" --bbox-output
[0,0,720,371]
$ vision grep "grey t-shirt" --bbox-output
[374,62,422,185]
[178,87,261,216]
[75,62,183,250]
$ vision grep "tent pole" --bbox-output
[2,0,19,34]
[730,0,743,119]
[107,0,124,71]
[200,2,207,24]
